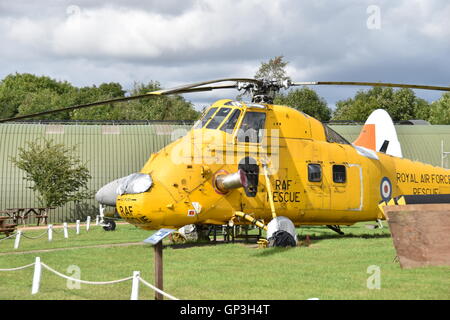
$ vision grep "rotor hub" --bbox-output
[238,79,292,104]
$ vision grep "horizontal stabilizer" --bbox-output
[394,194,450,205]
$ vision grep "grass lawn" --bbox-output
[0,222,449,300]
[0,222,150,254]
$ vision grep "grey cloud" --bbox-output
[0,0,448,110]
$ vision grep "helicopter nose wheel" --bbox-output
[102,219,116,231]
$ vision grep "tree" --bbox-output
[254,56,290,82]
[69,82,126,120]
[274,87,332,121]
[17,88,74,120]
[428,93,450,124]
[0,73,74,119]
[10,138,92,208]
[114,81,200,121]
[332,87,431,122]
[0,73,200,121]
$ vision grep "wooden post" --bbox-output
[154,241,163,300]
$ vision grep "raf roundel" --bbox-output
[380,177,392,201]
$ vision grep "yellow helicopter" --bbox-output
[2,78,450,246]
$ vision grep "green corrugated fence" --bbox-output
[0,122,193,223]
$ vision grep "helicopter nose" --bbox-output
[95,177,123,206]
[95,173,153,206]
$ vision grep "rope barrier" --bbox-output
[21,231,48,240]
[0,220,99,249]
[41,263,134,285]
[0,258,180,300]
[139,277,179,300]
[0,232,17,242]
[0,262,36,272]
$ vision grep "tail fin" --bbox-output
[353,109,402,158]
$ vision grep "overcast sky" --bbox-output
[0,0,449,110]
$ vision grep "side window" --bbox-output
[193,107,217,129]
[237,112,266,143]
[333,165,346,183]
[220,109,241,133]
[206,107,232,129]
[308,164,322,182]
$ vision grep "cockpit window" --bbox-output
[323,124,351,145]
[219,109,241,133]
[206,107,232,129]
[193,107,217,129]
[237,111,266,143]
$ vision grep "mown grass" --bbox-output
[0,223,449,300]
[0,222,150,253]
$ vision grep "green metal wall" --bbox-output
[1,123,449,223]
[0,123,192,223]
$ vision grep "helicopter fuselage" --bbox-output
[116,99,450,230]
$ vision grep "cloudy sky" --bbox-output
[0,0,449,110]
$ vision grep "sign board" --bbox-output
[144,228,176,245]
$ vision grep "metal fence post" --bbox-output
[31,257,41,295]
[130,271,140,300]
[14,231,22,249]
[63,222,68,238]
[48,225,53,241]
[86,216,91,231]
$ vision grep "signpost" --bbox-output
[143,228,175,300]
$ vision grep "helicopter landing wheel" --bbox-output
[267,217,297,247]
[169,232,187,244]
[103,219,116,231]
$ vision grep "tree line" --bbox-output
[255,56,449,124]
[0,73,200,121]
[0,66,448,124]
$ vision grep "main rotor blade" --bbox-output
[0,78,258,123]
[0,93,155,123]
[168,84,239,94]
[291,81,450,91]
[151,78,261,95]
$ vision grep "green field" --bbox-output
[0,222,449,300]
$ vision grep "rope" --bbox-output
[0,232,17,242]
[21,231,48,240]
[139,277,179,300]
[0,262,35,272]
[0,259,181,300]
[41,263,134,285]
